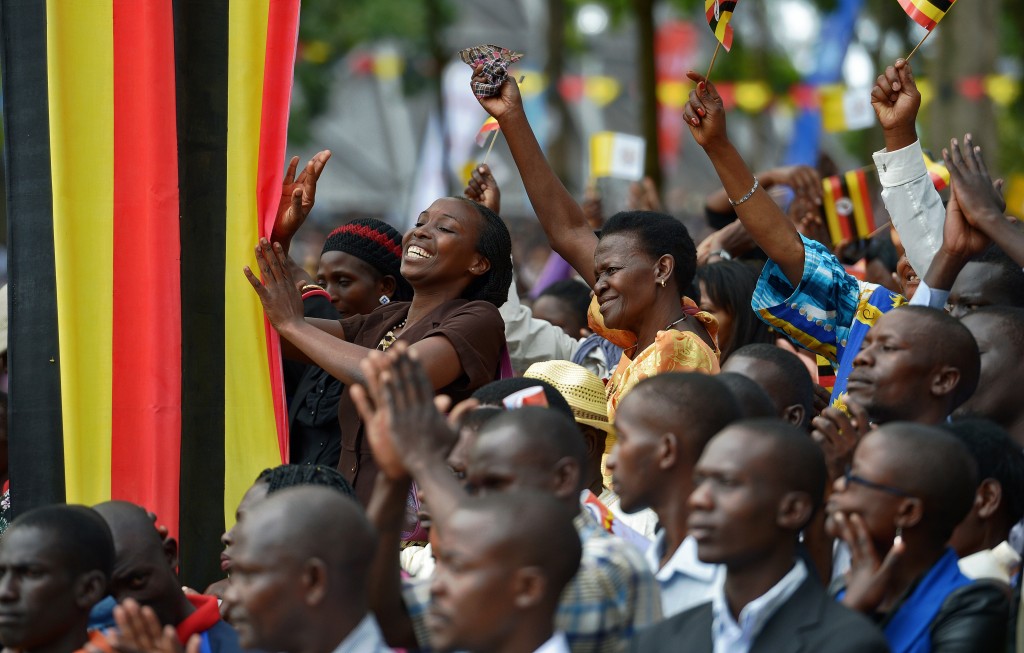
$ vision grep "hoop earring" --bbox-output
[659,279,666,288]
[893,525,904,546]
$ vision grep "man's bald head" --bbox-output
[722,344,814,428]
[93,501,185,626]
[868,422,978,541]
[243,486,375,588]
[893,307,981,407]
[224,487,376,652]
[428,491,581,653]
[717,372,777,419]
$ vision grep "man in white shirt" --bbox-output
[428,492,581,653]
[631,420,889,653]
[605,373,740,616]
[223,486,390,653]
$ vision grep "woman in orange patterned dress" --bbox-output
[472,68,720,419]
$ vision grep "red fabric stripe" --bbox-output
[831,175,853,242]
[329,223,403,258]
[111,0,182,536]
[257,0,302,461]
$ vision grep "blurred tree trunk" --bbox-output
[924,0,1000,158]
[635,0,661,189]
[545,0,581,193]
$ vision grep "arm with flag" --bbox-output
[869,59,946,279]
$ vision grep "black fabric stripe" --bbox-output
[1,0,67,514]
[928,0,953,13]
[174,0,229,589]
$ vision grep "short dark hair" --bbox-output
[479,407,588,478]
[628,373,740,459]
[899,306,981,408]
[601,211,697,296]
[455,198,513,308]
[717,373,777,419]
[944,417,1024,525]
[538,279,592,322]
[694,261,775,360]
[256,464,356,499]
[471,378,575,423]
[966,245,1024,308]
[733,419,828,519]
[874,422,979,542]
[727,343,814,426]
[12,505,115,580]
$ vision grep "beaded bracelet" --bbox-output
[728,177,759,207]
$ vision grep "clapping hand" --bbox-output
[272,150,331,253]
[243,239,305,333]
[108,599,199,653]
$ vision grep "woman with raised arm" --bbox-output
[245,196,513,505]
[472,67,719,419]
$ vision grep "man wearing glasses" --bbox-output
[826,422,1008,652]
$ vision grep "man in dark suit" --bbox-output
[632,419,890,653]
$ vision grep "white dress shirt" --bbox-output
[711,559,808,653]
[533,632,571,653]
[644,532,720,617]
[331,614,391,653]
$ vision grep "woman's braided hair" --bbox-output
[601,211,697,293]
[455,197,512,307]
[255,464,356,499]
[321,218,413,301]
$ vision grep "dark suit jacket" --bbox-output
[632,576,890,653]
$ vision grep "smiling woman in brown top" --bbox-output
[245,196,512,504]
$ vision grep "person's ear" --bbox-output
[582,428,607,460]
[468,254,492,278]
[379,275,398,299]
[659,433,679,470]
[930,365,961,399]
[777,491,815,531]
[163,535,180,572]
[302,558,328,607]
[74,570,108,610]
[552,457,582,498]
[976,478,1002,520]
[782,404,806,428]
[512,566,547,609]
[654,254,675,288]
[896,497,924,530]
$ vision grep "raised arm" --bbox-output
[473,69,599,287]
[870,60,945,276]
[683,71,805,287]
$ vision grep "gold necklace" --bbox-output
[377,319,407,351]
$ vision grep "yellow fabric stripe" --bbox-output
[821,178,842,245]
[46,0,114,506]
[756,310,838,364]
[846,171,869,239]
[223,0,282,528]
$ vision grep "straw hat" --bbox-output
[524,360,615,452]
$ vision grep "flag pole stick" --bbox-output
[905,30,932,62]
[706,42,722,81]
[865,221,892,239]
[482,129,499,165]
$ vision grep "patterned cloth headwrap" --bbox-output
[460,44,524,98]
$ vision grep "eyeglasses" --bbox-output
[843,465,915,498]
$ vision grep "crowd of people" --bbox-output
[4,54,1024,653]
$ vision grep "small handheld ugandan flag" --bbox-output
[822,169,877,246]
[899,0,956,32]
[705,0,738,51]
[475,116,500,147]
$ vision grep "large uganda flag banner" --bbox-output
[0,0,296,586]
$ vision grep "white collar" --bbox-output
[646,532,718,583]
[331,614,389,653]
[532,632,571,653]
[711,559,807,647]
